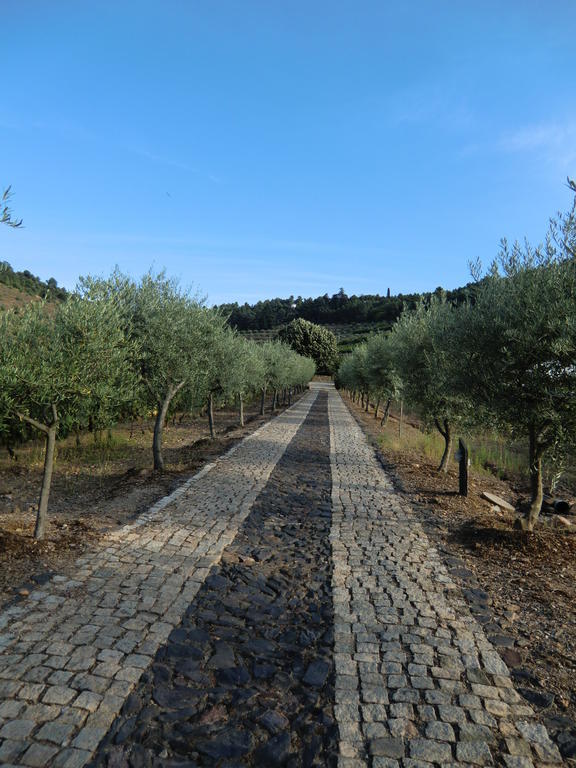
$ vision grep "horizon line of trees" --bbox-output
[337,181,576,532]
[1,255,478,330]
[219,283,479,331]
[0,270,316,540]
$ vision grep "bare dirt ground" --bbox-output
[345,394,576,759]
[0,393,299,609]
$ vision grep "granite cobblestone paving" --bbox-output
[90,388,337,767]
[0,391,318,767]
[328,388,564,768]
[0,384,566,767]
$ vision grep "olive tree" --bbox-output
[0,295,132,538]
[233,339,266,425]
[261,341,289,412]
[257,341,315,412]
[349,343,372,409]
[82,271,222,470]
[388,299,469,472]
[258,342,280,414]
[456,221,576,529]
[335,352,356,394]
[1,186,23,228]
[365,333,402,424]
[292,352,316,390]
[204,332,266,431]
[282,347,315,404]
[201,324,242,437]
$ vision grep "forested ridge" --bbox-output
[219,282,479,330]
[0,257,479,328]
[0,260,68,302]
[0,252,479,331]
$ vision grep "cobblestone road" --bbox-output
[0,385,564,767]
[328,390,562,768]
[0,393,317,767]
[90,388,337,768]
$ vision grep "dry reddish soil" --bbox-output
[345,394,576,756]
[0,393,299,609]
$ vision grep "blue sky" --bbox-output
[1,1,575,305]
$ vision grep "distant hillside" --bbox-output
[0,283,42,311]
[0,261,68,310]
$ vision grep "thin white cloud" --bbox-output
[130,147,223,184]
[0,108,223,185]
[388,85,474,133]
[131,148,192,172]
[498,120,576,165]
[32,230,394,260]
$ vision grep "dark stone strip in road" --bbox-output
[90,391,337,768]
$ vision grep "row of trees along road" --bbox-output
[337,181,576,532]
[0,271,316,540]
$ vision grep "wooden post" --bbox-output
[458,438,469,497]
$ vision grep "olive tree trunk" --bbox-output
[208,392,215,438]
[380,398,391,426]
[260,386,266,416]
[374,398,380,419]
[17,404,59,540]
[153,381,185,472]
[272,389,278,412]
[434,417,452,473]
[238,393,244,426]
[526,425,545,531]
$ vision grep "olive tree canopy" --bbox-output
[455,226,576,529]
[0,294,132,538]
[82,270,224,471]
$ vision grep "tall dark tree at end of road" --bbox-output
[278,318,339,375]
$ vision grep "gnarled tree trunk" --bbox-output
[380,398,391,426]
[153,381,185,471]
[260,386,266,416]
[17,404,59,540]
[526,424,545,531]
[238,393,244,426]
[435,417,452,473]
[208,392,215,438]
